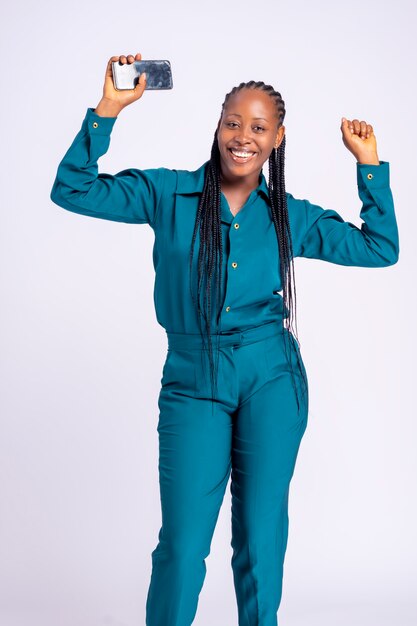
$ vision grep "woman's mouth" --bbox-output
[228,148,257,164]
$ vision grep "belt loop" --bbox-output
[232,332,245,349]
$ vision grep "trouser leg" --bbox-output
[146,384,232,626]
[231,338,309,626]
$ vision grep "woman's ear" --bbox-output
[274,125,285,149]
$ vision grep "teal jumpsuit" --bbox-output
[50,107,400,626]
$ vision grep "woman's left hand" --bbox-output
[341,117,380,165]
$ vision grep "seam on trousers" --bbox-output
[247,441,260,625]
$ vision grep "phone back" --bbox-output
[111,60,173,90]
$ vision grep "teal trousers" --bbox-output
[145,320,309,626]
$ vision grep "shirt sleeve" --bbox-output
[289,161,400,267]
[50,107,165,227]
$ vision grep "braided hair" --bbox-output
[188,80,308,414]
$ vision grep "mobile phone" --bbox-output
[111,60,173,90]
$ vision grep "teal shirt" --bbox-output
[50,107,400,334]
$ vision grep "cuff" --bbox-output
[357,160,390,190]
[80,106,118,136]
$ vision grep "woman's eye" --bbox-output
[225,122,265,131]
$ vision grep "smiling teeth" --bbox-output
[231,149,255,158]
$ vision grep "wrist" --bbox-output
[357,154,380,165]
[94,98,123,118]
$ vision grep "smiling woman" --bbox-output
[217,90,285,177]
[190,81,303,412]
[50,53,399,626]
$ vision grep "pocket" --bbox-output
[285,330,309,416]
[265,330,308,385]
[161,349,197,396]
[287,329,308,377]
[264,332,289,374]
[266,331,309,421]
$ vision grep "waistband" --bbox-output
[166,320,285,351]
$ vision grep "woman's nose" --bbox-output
[234,129,252,144]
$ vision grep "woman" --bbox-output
[50,53,399,626]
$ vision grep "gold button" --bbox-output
[232,262,238,268]
[234,223,240,229]
[226,306,231,312]
[92,121,99,128]
[367,173,373,180]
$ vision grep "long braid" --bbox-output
[269,135,308,411]
[189,142,223,407]
[189,80,308,413]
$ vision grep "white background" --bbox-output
[1,1,416,625]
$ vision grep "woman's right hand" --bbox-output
[95,53,147,117]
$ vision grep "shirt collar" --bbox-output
[174,161,270,200]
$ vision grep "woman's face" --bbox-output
[216,88,285,184]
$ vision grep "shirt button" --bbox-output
[231,262,238,268]
[367,173,373,180]
[234,223,240,229]
[225,306,231,312]
[92,121,99,128]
